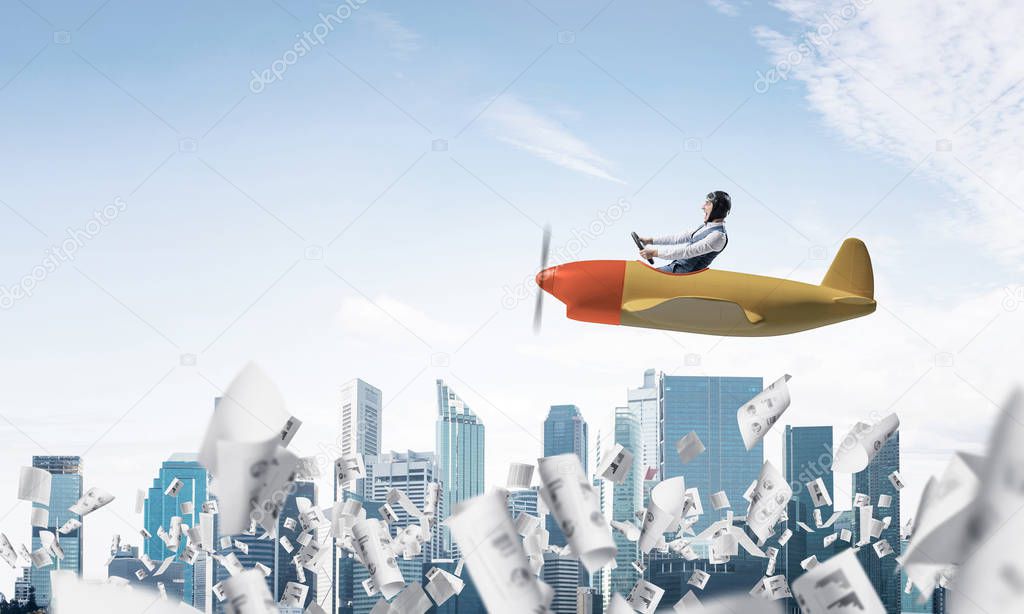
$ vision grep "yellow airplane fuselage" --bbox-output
[535,239,877,337]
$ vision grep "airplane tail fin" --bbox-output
[821,238,874,299]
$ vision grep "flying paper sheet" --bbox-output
[18,466,51,505]
[537,454,617,571]
[746,461,792,542]
[792,549,885,614]
[30,508,48,528]
[833,413,900,474]
[900,451,980,592]
[638,476,687,554]
[352,518,406,600]
[198,363,301,536]
[165,478,185,497]
[597,443,634,484]
[949,388,1024,614]
[675,432,705,464]
[710,491,730,510]
[445,489,549,614]
[222,568,278,614]
[807,478,832,507]
[506,463,534,489]
[0,534,17,568]
[737,374,792,450]
[626,578,665,614]
[687,569,709,589]
[673,590,701,612]
[69,487,114,516]
[888,471,904,490]
[607,593,634,614]
[390,582,432,614]
[425,567,464,606]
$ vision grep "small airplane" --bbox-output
[533,233,875,337]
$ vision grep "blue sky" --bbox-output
[2,0,1022,587]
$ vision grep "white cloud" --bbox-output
[756,0,1024,266]
[706,0,740,16]
[363,11,420,58]
[486,96,626,184]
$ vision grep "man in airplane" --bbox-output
[638,191,731,273]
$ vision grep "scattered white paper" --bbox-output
[792,549,885,613]
[737,374,792,450]
[69,488,114,516]
[834,413,900,474]
[537,454,617,571]
[597,443,634,484]
[506,463,534,489]
[675,432,705,464]
[18,467,52,505]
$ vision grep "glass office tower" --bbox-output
[29,455,83,607]
[435,379,485,553]
[854,432,901,613]
[543,404,588,548]
[143,452,209,606]
[782,425,834,614]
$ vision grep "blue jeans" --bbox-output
[658,260,696,274]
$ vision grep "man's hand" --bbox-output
[639,246,658,259]
[638,236,653,245]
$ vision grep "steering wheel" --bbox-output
[632,232,654,264]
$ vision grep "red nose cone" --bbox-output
[536,261,624,325]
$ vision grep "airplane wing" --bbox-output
[623,296,764,328]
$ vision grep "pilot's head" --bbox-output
[702,191,731,222]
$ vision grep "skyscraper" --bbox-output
[659,375,764,533]
[608,406,642,605]
[543,404,588,548]
[29,455,83,607]
[628,369,660,475]
[854,432,901,613]
[365,451,444,562]
[340,379,382,499]
[435,379,485,553]
[542,554,582,614]
[335,378,382,614]
[651,375,765,605]
[543,405,588,470]
[13,567,32,604]
[782,426,834,614]
[143,452,209,607]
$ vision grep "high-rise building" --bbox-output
[365,451,444,562]
[659,375,764,533]
[335,378,382,614]
[143,452,209,607]
[782,426,834,614]
[543,404,588,548]
[543,405,588,470]
[542,554,581,614]
[435,379,485,553]
[340,379,383,499]
[506,487,542,520]
[29,455,83,607]
[14,567,31,604]
[628,369,660,475]
[854,432,901,613]
[652,376,765,605]
[108,544,187,599]
[608,406,642,606]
